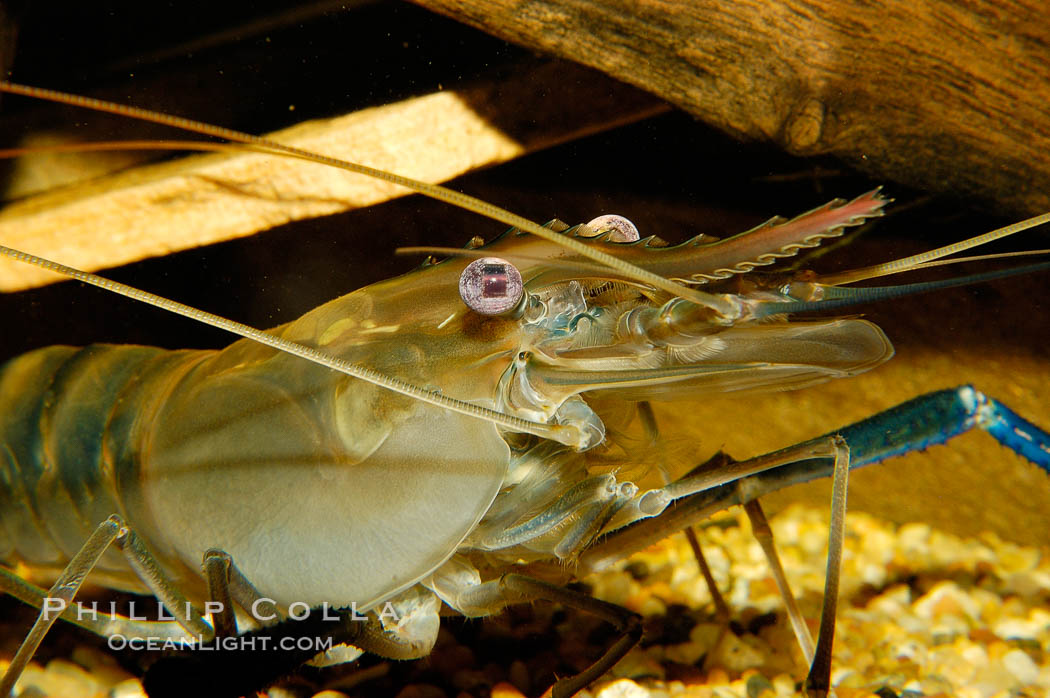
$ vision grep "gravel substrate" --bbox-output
[576,504,1049,698]
[3,503,1047,698]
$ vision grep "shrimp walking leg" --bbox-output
[645,400,830,679]
[805,435,850,698]
[583,386,1050,574]
[577,387,1050,692]
[646,401,828,676]
[434,571,642,698]
[147,571,642,698]
[639,404,737,670]
[683,526,730,622]
[202,548,282,634]
[729,435,848,693]
[1,517,123,697]
[501,574,642,698]
[0,514,215,696]
[0,568,205,641]
[744,499,817,665]
[638,402,732,621]
[203,550,237,638]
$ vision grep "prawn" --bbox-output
[2,34,1050,698]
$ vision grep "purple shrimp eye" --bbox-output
[459,257,524,315]
[584,214,640,242]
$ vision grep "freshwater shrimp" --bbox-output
[2,23,1050,698]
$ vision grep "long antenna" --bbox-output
[0,245,588,449]
[0,80,740,319]
[818,212,1050,285]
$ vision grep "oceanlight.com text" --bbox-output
[107,634,335,653]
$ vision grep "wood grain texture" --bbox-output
[412,0,1050,216]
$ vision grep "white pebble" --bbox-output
[1002,648,1040,685]
[596,678,650,698]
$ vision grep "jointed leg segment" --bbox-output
[3,386,1048,697]
[0,515,216,696]
[580,387,1050,695]
[0,518,273,697]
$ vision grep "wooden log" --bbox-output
[412,0,1050,216]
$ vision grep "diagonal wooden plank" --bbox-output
[0,60,665,291]
[413,0,1050,216]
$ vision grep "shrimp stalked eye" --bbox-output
[583,214,640,242]
[459,257,524,315]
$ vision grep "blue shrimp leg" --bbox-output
[586,384,1050,568]
[834,385,1050,469]
[806,385,1049,696]
[579,384,1050,696]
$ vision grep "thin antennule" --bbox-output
[818,211,1050,286]
[0,244,587,450]
[903,249,1050,269]
[0,80,740,319]
[840,249,1050,276]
